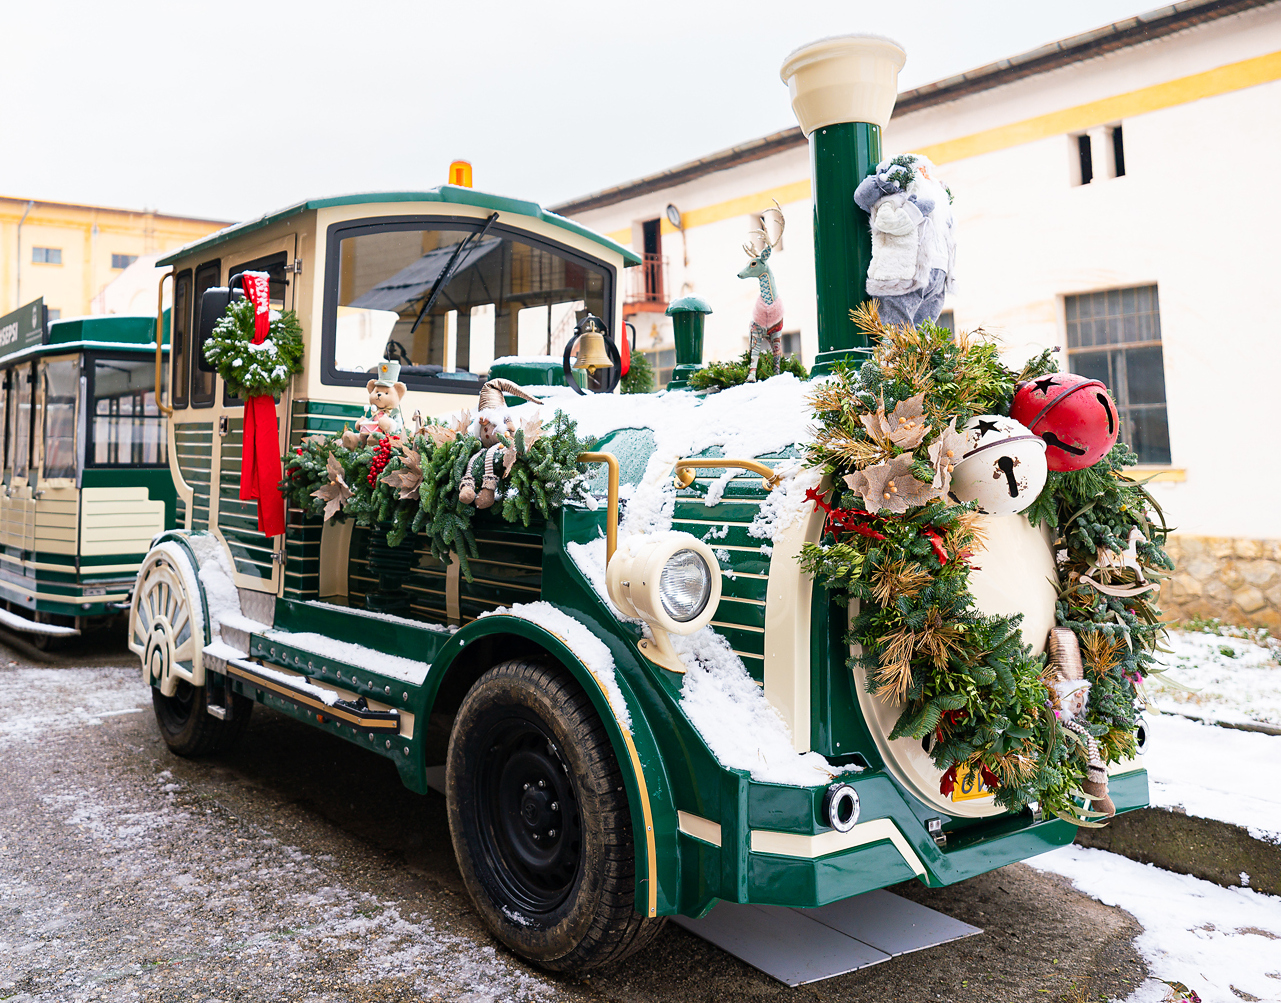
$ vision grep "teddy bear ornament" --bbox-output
[358,359,406,437]
[948,415,1048,516]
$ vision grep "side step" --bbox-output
[672,890,981,986]
[0,606,80,637]
[224,656,401,733]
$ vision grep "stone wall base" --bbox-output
[1160,535,1281,631]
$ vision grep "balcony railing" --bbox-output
[625,253,669,313]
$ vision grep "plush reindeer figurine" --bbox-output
[737,201,786,383]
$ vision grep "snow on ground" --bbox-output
[1143,712,1281,844]
[1148,627,1281,729]
[0,667,145,749]
[1028,845,1281,1003]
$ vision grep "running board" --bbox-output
[224,656,401,733]
[672,890,981,986]
[0,606,80,637]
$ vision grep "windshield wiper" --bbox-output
[410,212,499,335]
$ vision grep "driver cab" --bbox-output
[156,187,638,608]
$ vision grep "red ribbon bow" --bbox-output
[239,271,285,538]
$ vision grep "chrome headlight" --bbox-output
[659,549,713,622]
[606,532,722,636]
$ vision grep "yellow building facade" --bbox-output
[0,196,227,319]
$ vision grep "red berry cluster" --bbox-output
[367,437,393,487]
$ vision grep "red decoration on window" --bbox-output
[238,272,285,538]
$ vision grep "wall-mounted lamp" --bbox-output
[665,203,688,267]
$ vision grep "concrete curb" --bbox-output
[1075,806,1279,896]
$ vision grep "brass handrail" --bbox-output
[577,451,619,562]
[155,270,174,416]
[672,457,783,491]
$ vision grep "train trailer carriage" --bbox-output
[0,298,173,643]
[129,35,1151,974]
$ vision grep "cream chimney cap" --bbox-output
[780,34,906,136]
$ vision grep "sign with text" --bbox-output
[0,298,47,363]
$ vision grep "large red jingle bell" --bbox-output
[1010,373,1119,471]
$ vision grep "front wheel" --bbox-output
[445,659,663,972]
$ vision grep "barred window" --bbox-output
[1065,285,1170,465]
[643,348,675,387]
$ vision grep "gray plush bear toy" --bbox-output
[853,154,957,330]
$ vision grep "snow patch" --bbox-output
[1029,844,1281,1003]
[263,630,431,687]
[481,602,631,730]
[1147,628,1280,729]
[672,627,855,786]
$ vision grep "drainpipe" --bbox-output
[15,200,35,307]
[780,36,906,375]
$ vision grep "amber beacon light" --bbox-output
[448,160,473,187]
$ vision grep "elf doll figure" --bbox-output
[853,154,957,330]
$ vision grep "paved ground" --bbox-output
[0,632,1148,1002]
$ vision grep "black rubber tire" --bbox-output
[152,682,253,757]
[446,658,664,972]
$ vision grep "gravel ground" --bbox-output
[0,634,1148,1002]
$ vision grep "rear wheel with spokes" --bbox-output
[446,659,663,972]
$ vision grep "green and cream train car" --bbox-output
[128,35,1150,976]
[0,298,174,643]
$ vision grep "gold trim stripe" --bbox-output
[750,818,926,876]
[605,50,1281,245]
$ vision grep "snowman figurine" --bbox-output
[948,415,1048,516]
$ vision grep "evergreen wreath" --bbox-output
[203,298,304,398]
[799,303,1169,824]
[281,412,593,581]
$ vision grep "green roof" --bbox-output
[157,186,643,268]
[0,314,167,368]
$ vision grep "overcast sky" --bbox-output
[2,0,1161,222]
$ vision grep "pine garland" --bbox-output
[687,349,809,391]
[281,412,593,581]
[203,298,304,397]
[798,304,1168,821]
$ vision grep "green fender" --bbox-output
[422,612,680,919]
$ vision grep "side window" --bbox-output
[223,252,288,407]
[172,269,192,409]
[90,356,169,467]
[12,364,31,481]
[0,370,8,485]
[41,359,78,481]
[1065,285,1170,465]
[191,259,221,407]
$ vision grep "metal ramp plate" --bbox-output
[672,889,981,986]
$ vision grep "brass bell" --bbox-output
[572,315,613,373]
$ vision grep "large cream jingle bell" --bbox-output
[948,415,1048,516]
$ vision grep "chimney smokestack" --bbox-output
[780,35,905,374]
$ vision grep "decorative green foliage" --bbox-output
[281,412,594,582]
[621,348,655,393]
[799,305,1169,821]
[687,350,809,391]
[203,298,304,397]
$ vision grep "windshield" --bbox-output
[322,219,612,392]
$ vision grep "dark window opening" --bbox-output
[1112,125,1126,177]
[171,270,192,409]
[780,331,802,364]
[640,218,664,303]
[32,247,62,265]
[41,359,78,480]
[190,259,221,407]
[1065,285,1169,465]
[111,253,139,270]
[1077,134,1093,185]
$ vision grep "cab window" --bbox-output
[11,363,31,481]
[171,269,192,409]
[89,356,168,467]
[223,252,288,407]
[41,358,78,481]
[191,259,221,407]
[321,218,612,393]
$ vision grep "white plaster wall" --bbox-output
[567,11,1281,539]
